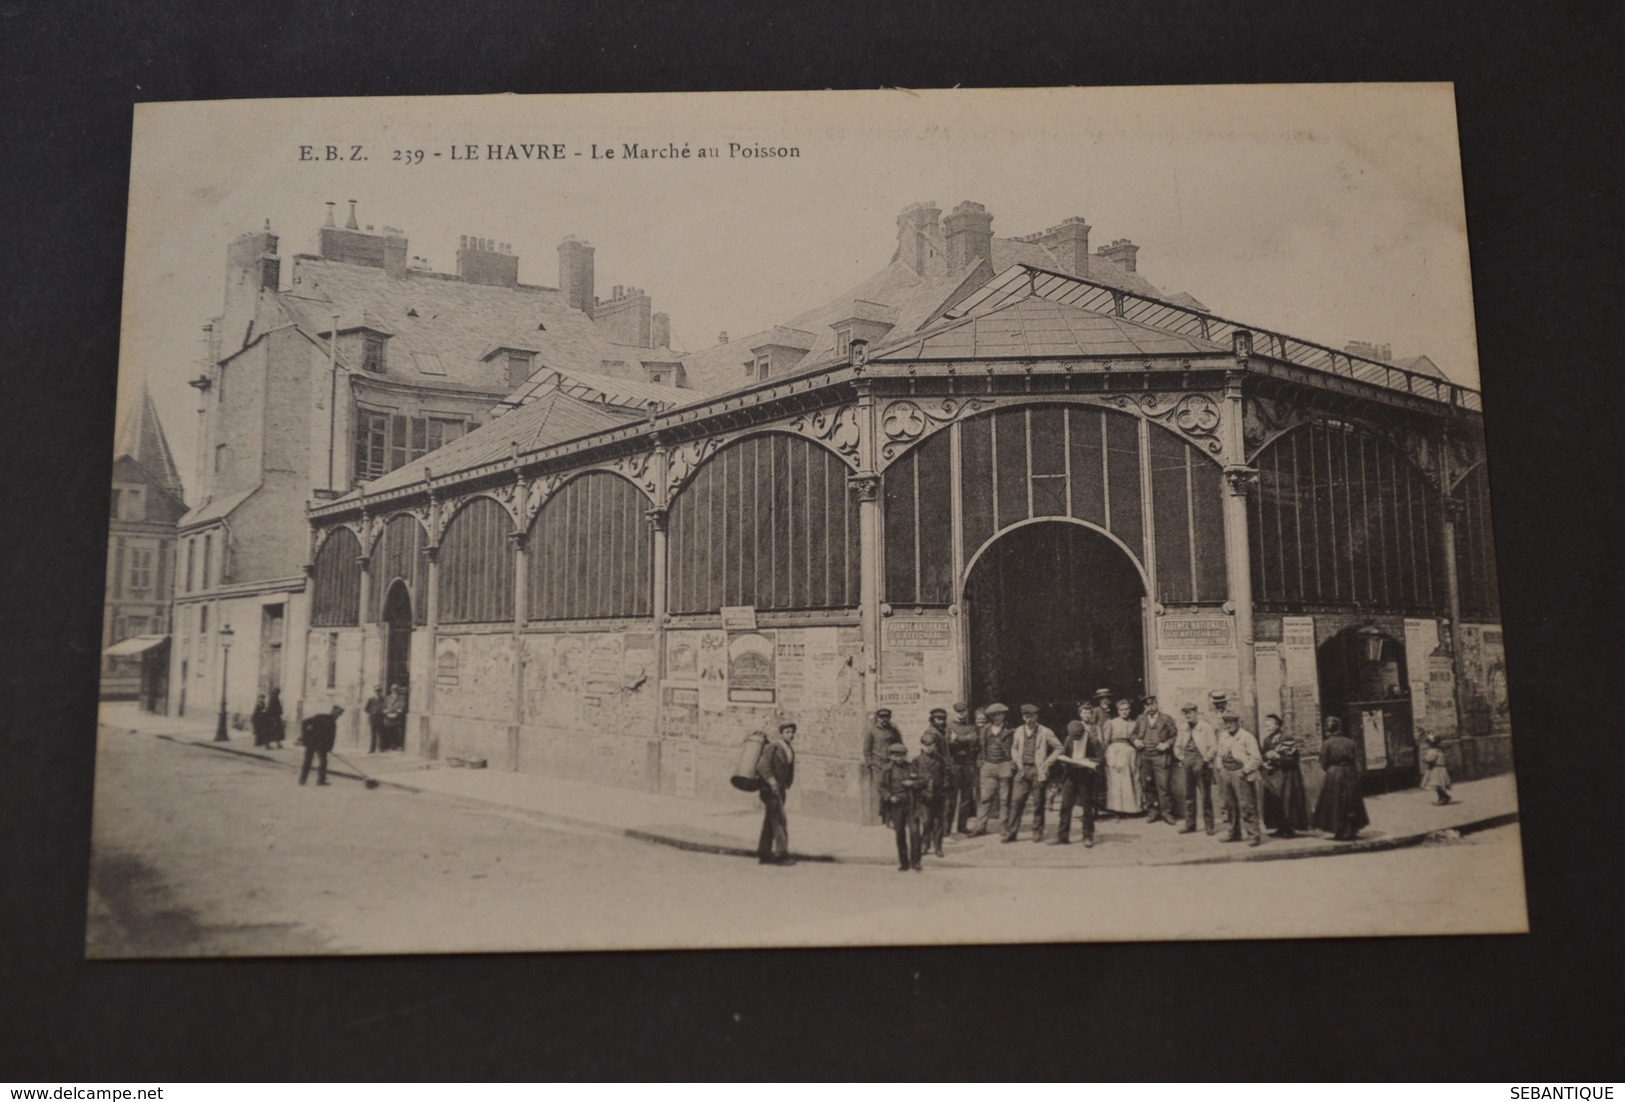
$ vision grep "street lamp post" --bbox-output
[214,623,235,741]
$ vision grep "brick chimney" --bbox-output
[895,201,942,276]
[651,311,671,349]
[1038,216,1092,277]
[1097,238,1140,273]
[558,236,596,318]
[317,201,408,276]
[944,201,994,270]
[225,224,279,318]
[457,235,520,288]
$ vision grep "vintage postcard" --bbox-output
[90,86,1523,958]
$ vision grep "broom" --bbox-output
[330,750,382,789]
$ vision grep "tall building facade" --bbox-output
[169,202,688,732]
[103,385,187,708]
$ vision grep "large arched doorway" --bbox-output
[964,520,1146,732]
[1317,625,1414,791]
[381,579,413,696]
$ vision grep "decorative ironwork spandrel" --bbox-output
[878,397,990,463]
[786,404,861,464]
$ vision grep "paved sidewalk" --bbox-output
[98,703,1521,870]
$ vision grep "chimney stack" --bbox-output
[718,331,729,344]
[944,201,994,270]
[346,200,359,230]
[895,201,942,276]
[1097,238,1140,273]
[651,311,671,349]
[558,236,596,319]
[457,234,520,288]
[1039,217,1092,277]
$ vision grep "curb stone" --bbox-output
[133,726,1520,871]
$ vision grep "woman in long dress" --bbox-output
[250,694,270,748]
[265,686,286,749]
[1102,697,1142,816]
[1260,713,1309,837]
[1312,716,1370,841]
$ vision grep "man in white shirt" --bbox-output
[1174,702,1219,835]
[1003,704,1062,843]
[1216,712,1263,846]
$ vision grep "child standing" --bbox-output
[1419,733,1454,805]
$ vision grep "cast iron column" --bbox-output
[1220,359,1259,731]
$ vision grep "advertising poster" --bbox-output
[665,632,698,683]
[1255,642,1284,725]
[1404,618,1438,706]
[775,632,807,712]
[661,685,699,738]
[881,618,954,651]
[435,635,461,688]
[803,627,842,709]
[696,629,728,714]
[1281,616,1321,751]
[727,630,777,704]
[1361,708,1388,769]
[548,635,584,728]
[1426,653,1458,739]
[1482,627,1511,736]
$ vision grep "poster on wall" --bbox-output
[435,635,461,688]
[1281,616,1322,750]
[1255,642,1284,723]
[1482,627,1511,736]
[727,630,776,704]
[1151,615,1238,716]
[548,635,584,728]
[1426,652,1458,739]
[665,633,698,684]
[661,685,699,738]
[696,629,728,714]
[802,627,842,709]
[1361,708,1388,769]
[775,633,807,711]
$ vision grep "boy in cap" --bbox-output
[861,707,903,827]
[878,741,925,871]
[973,703,1015,836]
[917,719,951,857]
[945,701,982,835]
[1004,704,1062,843]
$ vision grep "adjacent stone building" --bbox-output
[169,201,689,732]
[298,200,1507,823]
[102,385,187,708]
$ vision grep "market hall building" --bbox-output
[301,200,1508,824]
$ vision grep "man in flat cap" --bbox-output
[755,720,798,866]
[1174,702,1219,835]
[945,701,981,836]
[1004,704,1062,843]
[1133,695,1180,825]
[298,705,343,787]
[1206,690,1234,830]
[861,707,903,827]
[1216,712,1264,846]
[973,703,1015,836]
[878,741,925,871]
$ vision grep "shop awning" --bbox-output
[103,634,170,658]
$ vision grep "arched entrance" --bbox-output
[1317,625,1415,791]
[381,579,413,695]
[964,520,1146,731]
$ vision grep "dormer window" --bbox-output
[362,334,386,373]
[507,351,535,388]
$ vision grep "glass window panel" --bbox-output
[1029,406,1066,477]
[1105,412,1143,554]
[1191,458,1227,601]
[884,451,918,604]
[1067,407,1105,526]
[916,431,954,604]
[995,409,1029,530]
[1149,427,1193,604]
[961,416,995,557]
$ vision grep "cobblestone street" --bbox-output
[88,721,1528,958]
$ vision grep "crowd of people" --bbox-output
[856,689,1384,871]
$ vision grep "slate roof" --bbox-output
[1394,354,1448,381]
[492,365,695,416]
[681,260,992,396]
[878,295,1226,361]
[179,484,259,528]
[347,387,641,497]
[113,385,184,500]
[277,256,678,388]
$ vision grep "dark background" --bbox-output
[3,0,1621,1081]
